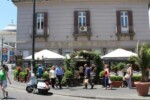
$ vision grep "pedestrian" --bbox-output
[0,65,11,99]
[104,64,110,90]
[79,66,84,79]
[49,66,56,88]
[37,64,43,78]
[90,64,96,89]
[125,63,133,89]
[16,66,22,81]
[84,64,93,89]
[56,65,64,89]
[25,67,31,83]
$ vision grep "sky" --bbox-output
[0,0,17,30]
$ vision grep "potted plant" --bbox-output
[64,70,74,87]
[129,42,150,96]
[131,75,141,87]
[110,76,123,87]
[99,71,105,86]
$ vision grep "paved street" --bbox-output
[3,71,150,100]
[0,87,107,100]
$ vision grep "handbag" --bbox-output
[108,78,112,84]
[84,79,89,85]
[125,74,129,79]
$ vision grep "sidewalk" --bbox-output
[8,74,150,100]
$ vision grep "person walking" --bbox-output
[49,66,56,88]
[84,64,93,89]
[125,64,133,89]
[0,65,11,99]
[90,64,96,89]
[56,65,64,89]
[104,64,110,90]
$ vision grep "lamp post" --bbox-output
[31,0,36,74]
[1,36,4,65]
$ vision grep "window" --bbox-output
[74,11,90,32]
[37,13,44,34]
[120,11,129,33]
[78,12,86,28]
[35,12,48,35]
[116,10,133,34]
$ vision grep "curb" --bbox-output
[52,92,150,100]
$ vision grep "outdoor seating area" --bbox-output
[12,45,150,96]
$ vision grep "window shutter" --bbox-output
[74,11,78,26]
[74,11,78,33]
[44,12,48,34]
[116,10,121,33]
[86,11,90,26]
[128,10,133,26]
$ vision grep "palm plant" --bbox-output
[129,42,150,82]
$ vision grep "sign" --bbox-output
[3,48,8,53]
[2,55,8,62]
[10,56,14,61]
[10,51,14,56]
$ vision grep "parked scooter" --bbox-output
[26,73,50,94]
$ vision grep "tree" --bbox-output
[129,42,150,82]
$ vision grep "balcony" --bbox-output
[116,26,135,40]
[73,26,92,41]
[30,27,49,41]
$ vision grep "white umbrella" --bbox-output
[23,49,65,60]
[101,48,137,60]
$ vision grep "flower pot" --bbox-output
[134,82,150,96]
[66,78,74,87]
[111,81,123,88]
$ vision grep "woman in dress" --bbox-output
[125,64,133,89]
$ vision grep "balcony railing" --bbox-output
[30,27,49,41]
[116,25,135,40]
[73,26,92,40]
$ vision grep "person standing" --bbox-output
[125,64,133,89]
[104,64,110,90]
[0,65,11,99]
[56,65,64,89]
[49,66,56,88]
[79,66,84,78]
[37,64,43,78]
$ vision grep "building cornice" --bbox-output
[12,0,150,3]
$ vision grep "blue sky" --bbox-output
[0,0,17,30]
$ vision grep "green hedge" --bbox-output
[132,75,141,81]
[19,71,27,79]
[110,76,123,81]
[13,69,18,78]
[42,71,49,80]
[64,70,73,79]
[99,71,104,78]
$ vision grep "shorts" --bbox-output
[2,80,7,88]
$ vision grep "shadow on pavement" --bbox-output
[1,97,16,99]
[34,92,53,96]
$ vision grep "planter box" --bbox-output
[111,81,123,88]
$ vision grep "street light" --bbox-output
[31,0,36,74]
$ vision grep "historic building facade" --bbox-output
[0,24,16,63]
[12,0,150,57]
